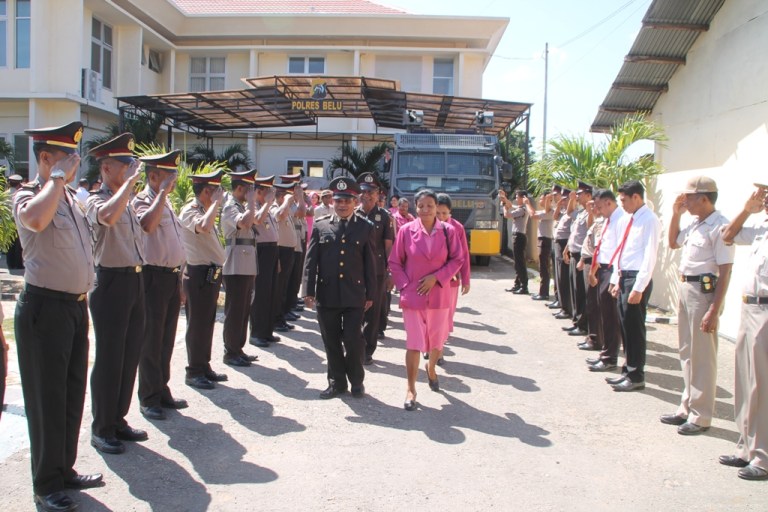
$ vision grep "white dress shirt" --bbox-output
[610,204,661,293]
[596,206,627,265]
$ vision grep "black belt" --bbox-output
[743,295,768,305]
[97,265,142,273]
[187,264,222,270]
[599,263,613,270]
[25,284,86,302]
[225,238,256,247]
[582,257,593,264]
[681,275,716,283]
[619,270,639,278]
[256,241,278,246]
[144,265,181,273]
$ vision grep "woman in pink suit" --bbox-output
[388,189,464,411]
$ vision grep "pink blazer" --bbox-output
[448,217,471,288]
[389,218,464,310]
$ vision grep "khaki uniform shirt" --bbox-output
[537,209,554,238]
[274,203,298,248]
[555,208,575,240]
[505,205,529,234]
[567,208,590,253]
[179,198,226,266]
[676,210,734,276]
[13,181,94,294]
[732,215,768,297]
[254,200,279,243]
[132,187,185,268]
[221,196,258,276]
[86,186,145,267]
[581,216,604,259]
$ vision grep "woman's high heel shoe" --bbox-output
[425,363,440,392]
[404,393,417,411]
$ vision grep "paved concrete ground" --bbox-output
[0,257,763,511]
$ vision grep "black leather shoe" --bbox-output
[140,405,166,420]
[319,385,347,400]
[205,370,228,382]
[512,288,529,295]
[351,386,365,398]
[531,294,550,301]
[425,364,440,392]
[185,376,215,390]
[578,341,599,351]
[363,356,374,366]
[240,353,259,362]
[404,395,417,411]
[64,472,104,489]
[719,455,749,468]
[115,426,148,442]
[223,355,251,367]
[677,422,709,435]
[568,329,588,336]
[250,336,271,347]
[547,301,561,309]
[738,465,768,481]
[91,434,125,455]
[377,331,385,339]
[505,286,521,293]
[585,357,600,365]
[436,357,445,367]
[612,379,645,392]
[659,413,687,426]
[285,311,300,321]
[160,398,188,410]
[605,374,627,385]
[554,312,571,319]
[34,491,78,512]
[267,335,281,343]
[562,325,579,332]
[274,323,291,332]
[292,305,305,312]
[588,361,617,372]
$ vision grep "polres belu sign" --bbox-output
[290,79,343,111]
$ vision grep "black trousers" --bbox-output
[183,265,222,378]
[275,246,295,323]
[317,306,365,390]
[0,339,6,421]
[285,248,304,315]
[597,265,622,364]
[555,239,572,315]
[618,274,652,382]
[569,252,587,329]
[364,274,387,358]
[512,233,528,290]
[89,269,145,438]
[223,275,255,356]
[537,236,552,297]
[15,290,89,495]
[6,234,23,269]
[251,242,278,339]
[138,268,182,407]
[583,263,602,348]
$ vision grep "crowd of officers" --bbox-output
[502,176,768,482]
[5,122,401,512]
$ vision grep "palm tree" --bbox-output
[529,114,667,193]
[186,143,251,173]
[328,142,390,188]
[0,174,18,252]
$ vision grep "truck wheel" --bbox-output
[475,256,491,266]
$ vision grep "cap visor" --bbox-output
[113,156,135,165]
[333,193,356,199]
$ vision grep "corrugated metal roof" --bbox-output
[169,0,407,15]
[591,0,725,133]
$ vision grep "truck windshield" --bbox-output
[395,151,496,194]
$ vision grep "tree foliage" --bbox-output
[329,142,390,189]
[499,130,534,194]
[185,143,251,173]
[528,115,667,193]
[0,173,18,252]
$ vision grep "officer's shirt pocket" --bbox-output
[52,211,76,249]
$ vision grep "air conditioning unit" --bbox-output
[81,69,102,103]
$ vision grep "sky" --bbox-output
[377,0,653,156]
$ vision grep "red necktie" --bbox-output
[610,215,634,271]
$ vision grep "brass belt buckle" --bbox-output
[680,275,685,283]
[173,267,180,273]
[135,265,142,273]
[77,294,86,301]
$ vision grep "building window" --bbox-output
[13,133,29,178]
[433,58,454,95]
[91,18,113,89]
[190,57,225,92]
[15,0,29,69]
[288,56,325,75]
[287,159,324,178]
[0,1,7,67]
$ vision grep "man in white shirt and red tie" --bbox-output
[608,180,661,391]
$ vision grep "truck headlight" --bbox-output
[474,221,499,230]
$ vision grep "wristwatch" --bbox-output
[50,169,66,181]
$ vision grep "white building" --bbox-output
[593,0,767,338]
[0,0,511,179]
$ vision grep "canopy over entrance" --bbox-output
[117,75,531,138]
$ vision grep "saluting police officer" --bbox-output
[221,169,259,367]
[280,173,308,324]
[302,176,376,399]
[250,175,281,347]
[13,122,101,512]
[133,150,188,420]
[179,170,227,390]
[272,181,299,332]
[355,172,394,365]
[86,133,148,455]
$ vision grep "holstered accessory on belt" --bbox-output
[206,265,222,283]
[700,274,716,294]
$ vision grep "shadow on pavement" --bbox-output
[362,359,472,394]
[344,393,551,447]
[237,365,317,401]
[641,381,735,422]
[647,340,677,354]
[269,343,326,375]
[446,335,517,356]
[451,320,507,336]
[100,443,212,512]
[455,306,481,316]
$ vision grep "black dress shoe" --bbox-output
[677,422,709,435]
[351,386,365,398]
[34,491,78,512]
[554,312,571,320]
[505,286,521,293]
[738,465,768,481]
[285,311,300,321]
[719,455,749,468]
[612,379,645,392]
[377,331,385,339]
[363,356,374,366]
[512,289,529,295]
[585,357,601,365]
[140,405,166,420]
[531,294,550,301]
[425,364,440,392]
[250,336,271,347]
[578,341,599,351]
[547,301,561,309]
[274,323,291,332]
[568,328,588,336]
[205,370,228,382]
[223,355,251,367]
[64,472,104,489]
[659,413,687,426]
[240,352,259,362]
[292,305,305,312]
[562,325,579,332]
[185,375,215,390]
[267,335,281,343]
[115,426,148,442]
[319,385,347,400]
[91,434,125,455]
[588,361,617,372]
[605,374,627,385]
[404,395,417,411]
[160,398,188,410]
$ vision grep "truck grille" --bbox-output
[452,208,472,226]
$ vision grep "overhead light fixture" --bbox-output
[475,110,494,128]
[403,109,424,126]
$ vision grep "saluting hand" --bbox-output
[160,174,177,195]
[744,188,766,214]
[127,161,143,185]
[211,187,224,204]
[672,193,687,216]
[57,153,81,183]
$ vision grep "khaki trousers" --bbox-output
[734,303,768,470]
[675,282,718,427]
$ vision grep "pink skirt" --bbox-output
[402,308,451,352]
[449,284,460,332]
